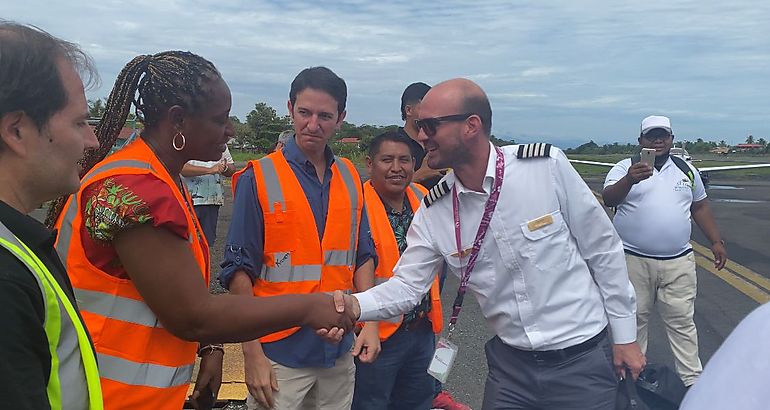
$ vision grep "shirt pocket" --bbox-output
[519,210,567,271]
[263,200,299,252]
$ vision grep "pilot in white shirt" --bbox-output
[350,78,644,410]
[357,142,637,350]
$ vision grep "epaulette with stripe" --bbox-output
[516,143,552,159]
[423,181,451,208]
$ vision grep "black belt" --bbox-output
[624,248,692,260]
[515,327,608,362]
[400,315,431,331]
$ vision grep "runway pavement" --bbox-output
[194,175,769,409]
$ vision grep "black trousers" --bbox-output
[482,332,618,410]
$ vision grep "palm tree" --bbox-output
[88,98,105,118]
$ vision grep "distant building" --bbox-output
[339,137,361,145]
[336,137,362,150]
[710,147,730,155]
[735,144,763,151]
[88,125,139,154]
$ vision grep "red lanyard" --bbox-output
[448,146,505,338]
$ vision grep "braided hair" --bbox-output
[45,51,221,227]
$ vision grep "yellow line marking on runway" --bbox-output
[690,241,770,293]
[590,189,769,304]
[694,254,770,304]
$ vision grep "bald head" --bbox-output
[423,78,492,136]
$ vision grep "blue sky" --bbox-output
[6,1,770,147]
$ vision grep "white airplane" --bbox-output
[569,146,770,185]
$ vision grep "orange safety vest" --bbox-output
[232,150,363,343]
[54,138,210,410]
[363,181,443,341]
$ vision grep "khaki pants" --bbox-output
[246,352,355,410]
[626,252,702,386]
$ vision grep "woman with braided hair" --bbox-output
[47,51,352,409]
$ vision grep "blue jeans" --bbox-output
[352,319,436,410]
[193,204,220,248]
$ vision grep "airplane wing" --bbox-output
[569,159,770,173]
[699,164,770,172]
[569,159,615,167]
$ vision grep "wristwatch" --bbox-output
[198,344,225,357]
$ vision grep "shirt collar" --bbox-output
[655,154,674,172]
[282,133,335,169]
[452,141,498,195]
[0,200,56,248]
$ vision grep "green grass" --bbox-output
[231,150,263,163]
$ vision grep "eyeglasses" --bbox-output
[641,131,672,141]
[414,113,475,137]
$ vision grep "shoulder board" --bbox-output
[516,143,552,159]
[423,181,451,208]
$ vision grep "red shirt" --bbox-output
[80,174,191,279]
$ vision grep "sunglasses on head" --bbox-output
[414,113,475,137]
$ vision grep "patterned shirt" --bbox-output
[384,196,432,326]
[183,146,234,206]
[80,174,193,279]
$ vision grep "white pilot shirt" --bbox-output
[355,143,637,350]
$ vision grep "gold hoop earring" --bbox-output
[172,132,186,151]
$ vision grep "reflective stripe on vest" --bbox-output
[54,138,207,408]
[335,156,359,267]
[408,184,426,202]
[364,182,443,340]
[0,222,103,410]
[97,353,193,388]
[74,288,162,328]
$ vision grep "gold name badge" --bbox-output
[527,214,554,231]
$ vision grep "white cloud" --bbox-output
[5,0,770,144]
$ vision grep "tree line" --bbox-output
[566,135,769,155]
[88,99,514,157]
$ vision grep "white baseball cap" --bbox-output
[641,115,672,135]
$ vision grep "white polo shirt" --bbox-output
[604,156,707,258]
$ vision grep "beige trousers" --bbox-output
[246,352,355,410]
[626,252,703,386]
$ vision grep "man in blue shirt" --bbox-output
[220,67,378,410]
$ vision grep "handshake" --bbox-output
[307,290,362,343]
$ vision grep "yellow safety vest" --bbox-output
[0,221,103,410]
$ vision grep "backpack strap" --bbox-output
[670,156,696,189]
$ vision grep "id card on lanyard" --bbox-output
[428,146,505,383]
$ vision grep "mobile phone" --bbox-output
[640,148,656,167]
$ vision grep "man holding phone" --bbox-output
[602,115,727,387]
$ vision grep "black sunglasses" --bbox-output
[414,113,475,137]
[641,130,673,141]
